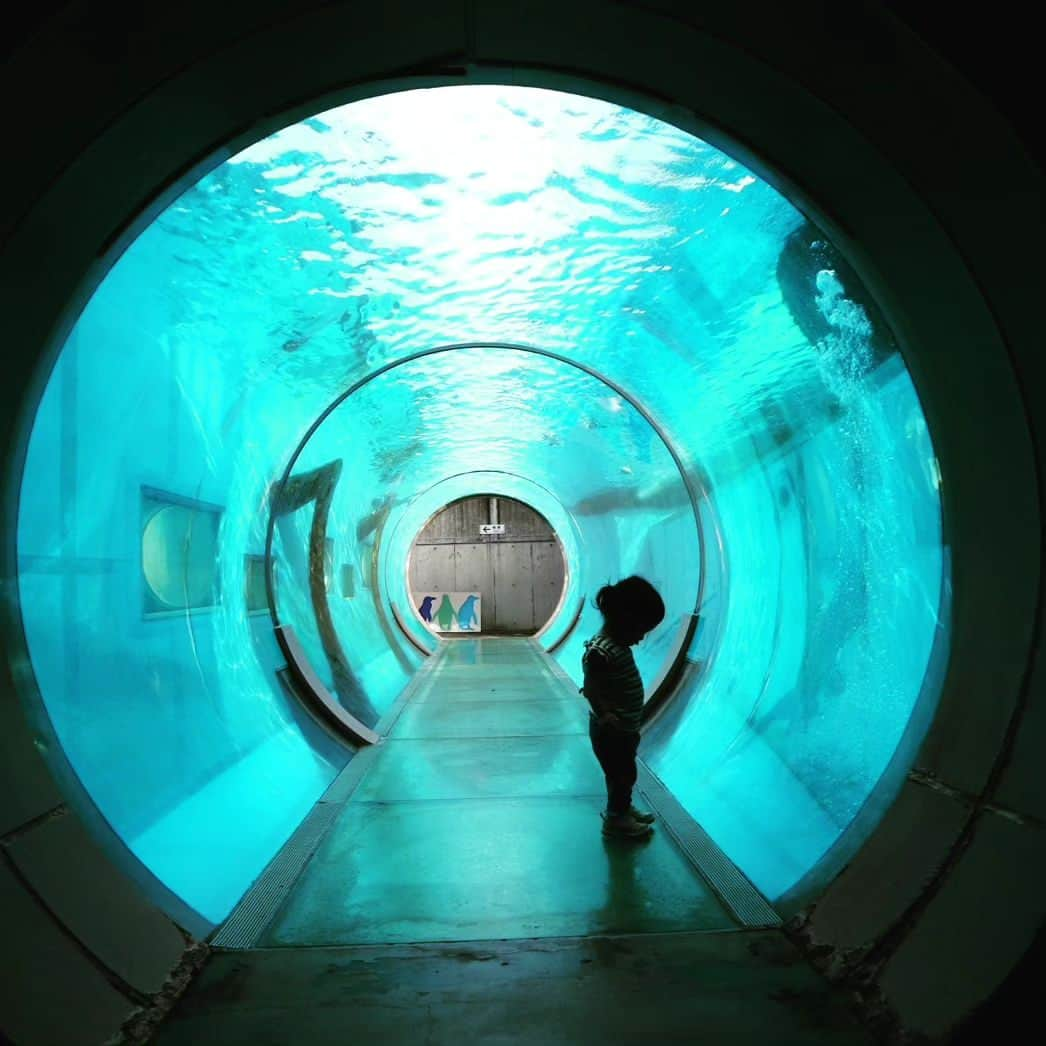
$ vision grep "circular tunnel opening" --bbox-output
[407,494,568,638]
[13,83,946,925]
[268,337,704,724]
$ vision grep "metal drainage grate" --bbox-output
[210,801,341,949]
[637,761,781,929]
[319,749,380,805]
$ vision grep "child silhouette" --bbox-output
[580,576,665,838]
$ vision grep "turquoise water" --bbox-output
[15,85,945,922]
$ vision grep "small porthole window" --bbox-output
[141,489,222,615]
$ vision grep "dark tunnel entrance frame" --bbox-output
[0,10,1039,1038]
[264,341,714,745]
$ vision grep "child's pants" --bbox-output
[588,715,640,815]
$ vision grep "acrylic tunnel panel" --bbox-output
[15,84,945,923]
[16,324,349,925]
[278,345,699,682]
[644,352,946,900]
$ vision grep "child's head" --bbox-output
[595,575,665,646]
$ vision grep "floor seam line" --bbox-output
[389,733,588,740]
[344,793,608,805]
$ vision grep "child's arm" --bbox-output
[581,647,624,726]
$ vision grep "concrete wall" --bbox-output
[410,497,565,634]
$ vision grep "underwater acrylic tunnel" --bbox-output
[15,85,945,926]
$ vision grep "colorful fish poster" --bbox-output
[416,592,481,632]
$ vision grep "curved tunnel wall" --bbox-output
[15,85,939,925]
[1,4,1043,1044]
[283,339,704,694]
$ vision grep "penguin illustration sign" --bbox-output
[415,591,482,632]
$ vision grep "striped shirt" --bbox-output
[581,630,645,732]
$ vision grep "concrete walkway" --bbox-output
[155,638,876,1044]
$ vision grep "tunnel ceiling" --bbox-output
[106,84,882,458]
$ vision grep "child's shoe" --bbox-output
[601,810,653,837]
[628,805,656,825]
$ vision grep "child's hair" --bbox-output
[594,576,665,631]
